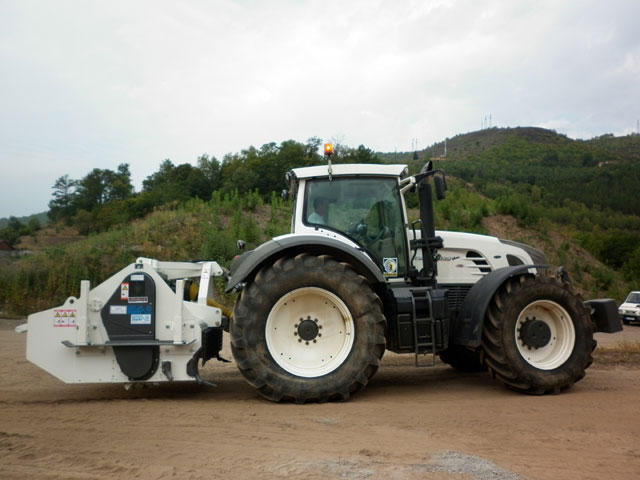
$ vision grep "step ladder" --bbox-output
[411,290,436,367]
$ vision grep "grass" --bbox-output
[593,340,640,367]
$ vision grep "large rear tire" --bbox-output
[230,254,386,403]
[481,275,595,394]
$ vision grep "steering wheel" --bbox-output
[365,225,390,246]
[346,221,367,238]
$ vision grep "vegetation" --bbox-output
[0,193,292,315]
[593,340,640,367]
[42,138,379,235]
[0,212,48,230]
[1,127,638,316]
[0,216,42,246]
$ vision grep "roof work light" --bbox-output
[324,143,334,157]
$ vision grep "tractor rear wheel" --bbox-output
[481,275,595,394]
[230,254,386,403]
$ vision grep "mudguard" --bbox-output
[225,235,386,293]
[452,265,547,347]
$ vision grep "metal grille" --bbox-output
[466,251,492,274]
[445,284,473,311]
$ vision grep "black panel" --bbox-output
[201,327,224,364]
[585,299,623,333]
[101,272,156,340]
[113,346,159,380]
[385,286,450,353]
[101,272,159,380]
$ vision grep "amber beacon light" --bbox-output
[324,143,334,157]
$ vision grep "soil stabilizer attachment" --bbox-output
[23,257,229,385]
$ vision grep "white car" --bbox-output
[619,291,640,325]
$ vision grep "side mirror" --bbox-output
[434,175,446,200]
[236,240,246,251]
[420,160,433,175]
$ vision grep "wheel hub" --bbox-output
[519,317,551,349]
[297,317,319,341]
[265,287,354,378]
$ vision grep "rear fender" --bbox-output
[225,235,386,293]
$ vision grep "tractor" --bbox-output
[22,149,622,402]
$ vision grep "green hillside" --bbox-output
[0,212,48,229]
[1,129,638,316]
[381,127,640,216]
[0,194,291,315]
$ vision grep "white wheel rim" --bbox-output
[515,300,575,370]
[265,287,355,378]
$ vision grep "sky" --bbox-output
[1,0,639,218]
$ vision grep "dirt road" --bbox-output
[1,319,639,480]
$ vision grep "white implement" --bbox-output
[25,257,227,385]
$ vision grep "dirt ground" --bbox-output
[1,319,639,480]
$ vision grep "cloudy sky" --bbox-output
[1,0,639,218]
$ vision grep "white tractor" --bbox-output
[22,152,622,402]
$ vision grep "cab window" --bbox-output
[304,177,408,277]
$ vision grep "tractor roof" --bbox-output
[290,163,408,180]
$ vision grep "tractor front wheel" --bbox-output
[481,275,595,394]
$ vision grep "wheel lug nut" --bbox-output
[313,339,317,343]
[305,341,309,345]
[298,339,302,343]
[318,333,322,337]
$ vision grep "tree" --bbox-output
[48,174,77,220]
[143,158,219,203]
[107,164,135,201]
[74,164,134,211]
[197,154,221,193]
[341,145,381,164]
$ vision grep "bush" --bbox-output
[495,194,540,226]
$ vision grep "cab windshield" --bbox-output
[304,177,408,277]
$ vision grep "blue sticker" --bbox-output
[128,305,152,315]
[131,314,151,325]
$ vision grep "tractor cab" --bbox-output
[288,163,411,279]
